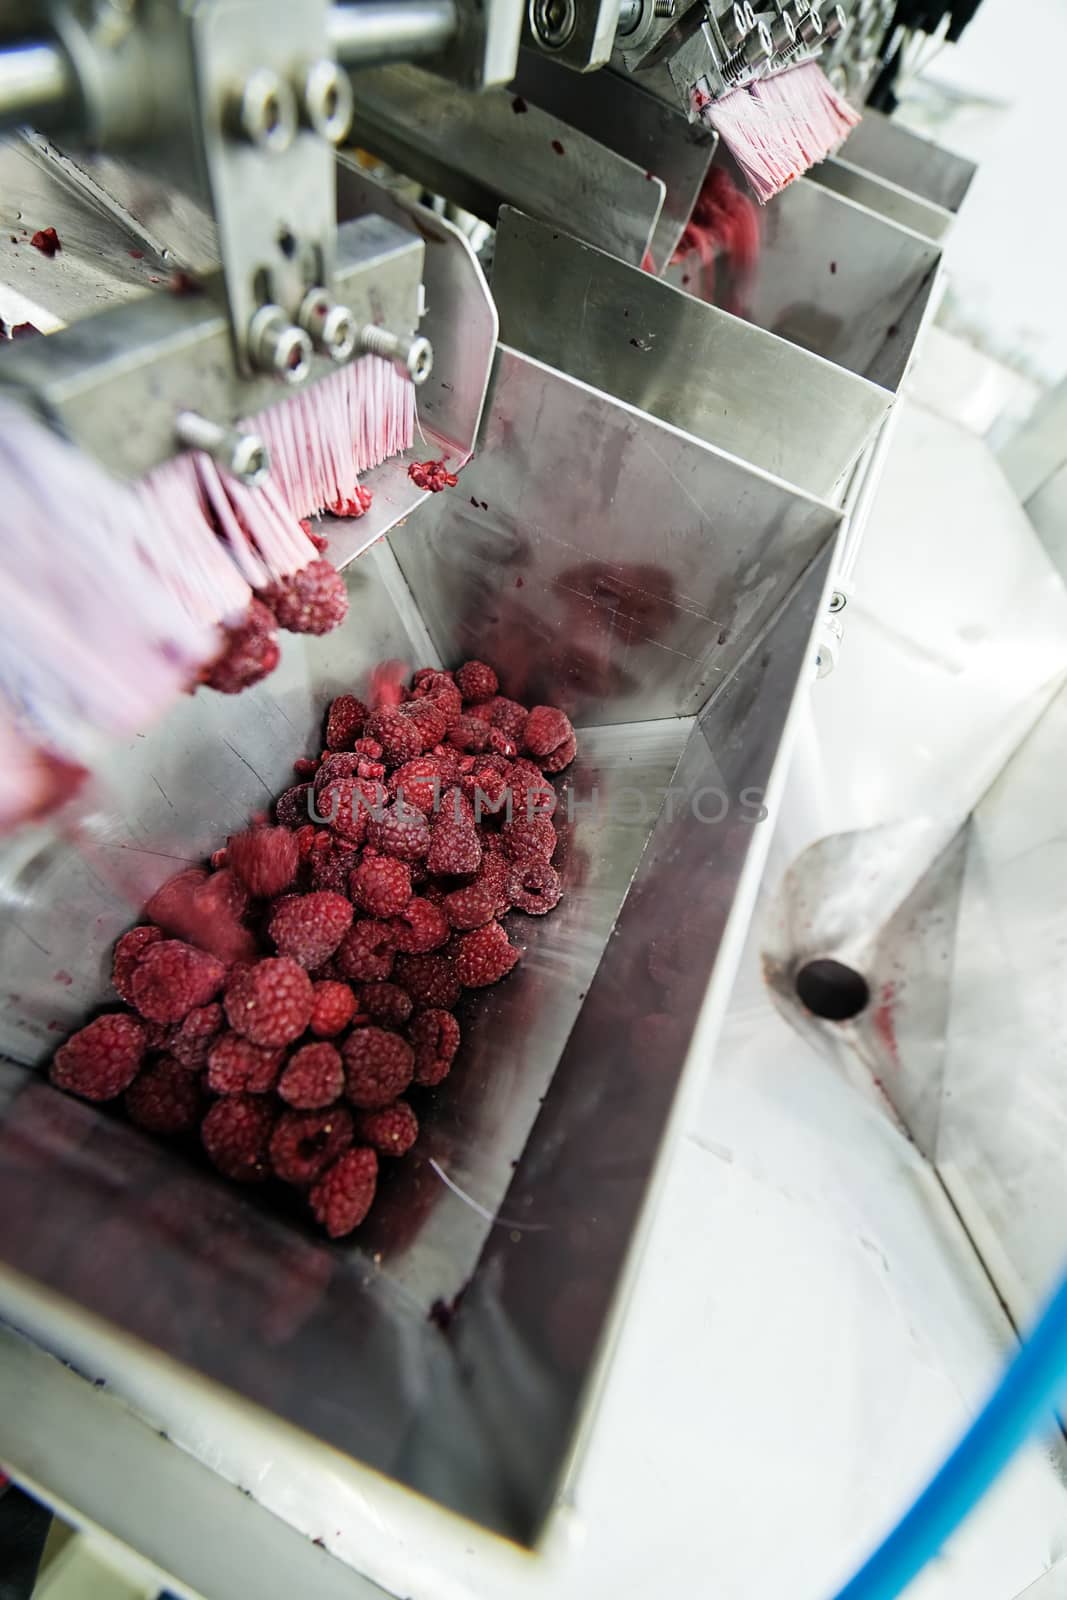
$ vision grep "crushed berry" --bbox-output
[202,600,280,694]
[260,560,348,635]
[408,459,458,493]
[31,226,60,256]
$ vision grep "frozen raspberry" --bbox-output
[366,710,423,765]
[112,925,164,1003]
[389,758,446,816]
[509,860,562,914]
[275,785,312,827]
[353,737,383,760]
[314,753,361,795]
[357,982,413,1027]
[393,952,462,1010]
[386,896,450,953]
[342,1026,414,1109]
[398,698,448,748]
[488,728,518,758]
[358,759,386,781]
[441,880,497,930]
[309,980,358,1037]
[335,921,395,982]
[202,1095,274,1183]
[223,957,313,1046]
[309,842,359,895]
[460,765,509,818]
[455,660,498,702]
[412,666,455,693]
[309,1147,378,1237]
[270,1106,353,1186]
[261,559,348,635]
[409,1009,461,1086]
[325,694,367,750]
[269,891,353,968]
[454,922,520,987]
[543,732,577,773]
[427,815,482,876]
[503,815,557,863]
[355,1101,418,1157]
[206,1032,284,1094]
[278,1042,344,1109]
[350,855,412,918]
[51,1013,146,1101]
[130,941,226,1023]
[169,1002,223,1070]
[447,714,492,753]
[126,1055,202,1134]
[293,756,319,776]
[203,600,280,694]
[144,867,206,927]
[475,852,513,917]
[144,867,254,966]
[523,705,575,763]
[226,826,298,899]
[490,697,529,741]
[367,799,431,861]
[507,765,558,820]
[463,700,495,724]
[318,777,385,845]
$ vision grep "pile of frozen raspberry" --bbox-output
[49,662,576,1238]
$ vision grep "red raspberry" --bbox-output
[202,1095,274,1183]
[342,1027,414,1109]
[309,1147,378,1237]
[367,799,431,861]
[447,714,491,753]
[398,698,448,748]
[475,852,513,917]
[463,700,495,724]
[278,1042,344,1109]
[325,694,367,750]
[261,559,348,635]
[223,957,313,1046]
[523,705,574,759]
[309,842,360,895]
[509,860,562,915]
[270,1106,353,1185]
[357,982,413,1027]
[441,881,497,930]
[543,732,578,773]
[386,897,450,953]
[358,759,386,781]
[460,765,510,818]
[488,728,518,759]
[507,766,558,820]
[335,921,395,982]
[408,457,458,493]
[51,1013,146,1101]
[353,737,383,759]
[409,1009,460,1086]
[203,600,280,694]
[275,784,312,827]
[390,757,445,815]
[206,1032,284,1094]
[309,980,358,1036]
[427,815,482,876]
[350,855,412,918]
[112,925,163,1003]
[455,660,498,702]
[366,710,423,765]
[293,756,319,776]
[317,777,384,845]
[145,866,255,966]
[355,1101,418,1157]
[314,753,362,794]
[126,1055,202,1134]
[502,815,557,863]
[412,667,454,692]
[269,891,353,968]
[130,940,226,1023]
[393,952,461,1010]
[454,922,520,987]
[169,1002,224,1070]
[226,826,299,898]
[490,697,529,741]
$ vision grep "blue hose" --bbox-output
[829,1265,1067,1600]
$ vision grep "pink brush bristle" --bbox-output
[704,60,861,205]
[672,165,761,310]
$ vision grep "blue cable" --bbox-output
[829,1265,1067,1600]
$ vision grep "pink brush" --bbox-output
[703,58,860,203]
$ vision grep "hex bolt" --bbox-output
[828,590,847,614]
[248,304,313,383]
[654,0,676,15]
[617,0,643,34]
[722,18,772,80]
[229,69,298,152]
[531,0,577,50]
[298,287,358,363]
[796,7,823,43]
[771,8,796,48]
[301,58,354,144]
[822,2,847,37]
[716,2,750,50]
[175,411,271,486]
[358,325,434,384]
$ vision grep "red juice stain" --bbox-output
[830,261,837,274]
[515,576,525,588]
[872,981,898,1064]
[53,970,73,985]
[551,140,565,156]
[128,248,145,260]
[512,95,528,114]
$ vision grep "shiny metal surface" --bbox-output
[810,156,954,243]
[329,0,459,64]
[0,38,75,131]
[492,208,888,500]
[841,107,977,215]
[392,344,841,724]
[0,212,423,480]
[348,63,666,265]
[523,0,622,69]
[508,50,716,269]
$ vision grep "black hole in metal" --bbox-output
[253,266,271,307]
[278,229,297,260]
[795,958,869,1022]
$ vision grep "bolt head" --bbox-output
[303,59,354,144]
[322,303,357,363]
[407,336,434,386]
[531,0,577,50]
[231,433,271,487]
[236,69,297,153]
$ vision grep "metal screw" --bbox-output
[796,8,823,43]
[654,0,676,15]
[298,287,358,362]
[617,0,643,35]
[230,69,297,153]
[301,58,353,144]
[248,304,312,383]
[822,3,847,38]
[771,8,796,48]
[828,590,847,613]
[722,18,772,80]
[358,325,434,385]
[530,0,577,50]
[716,2,750,50]
[175,411,271,487]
